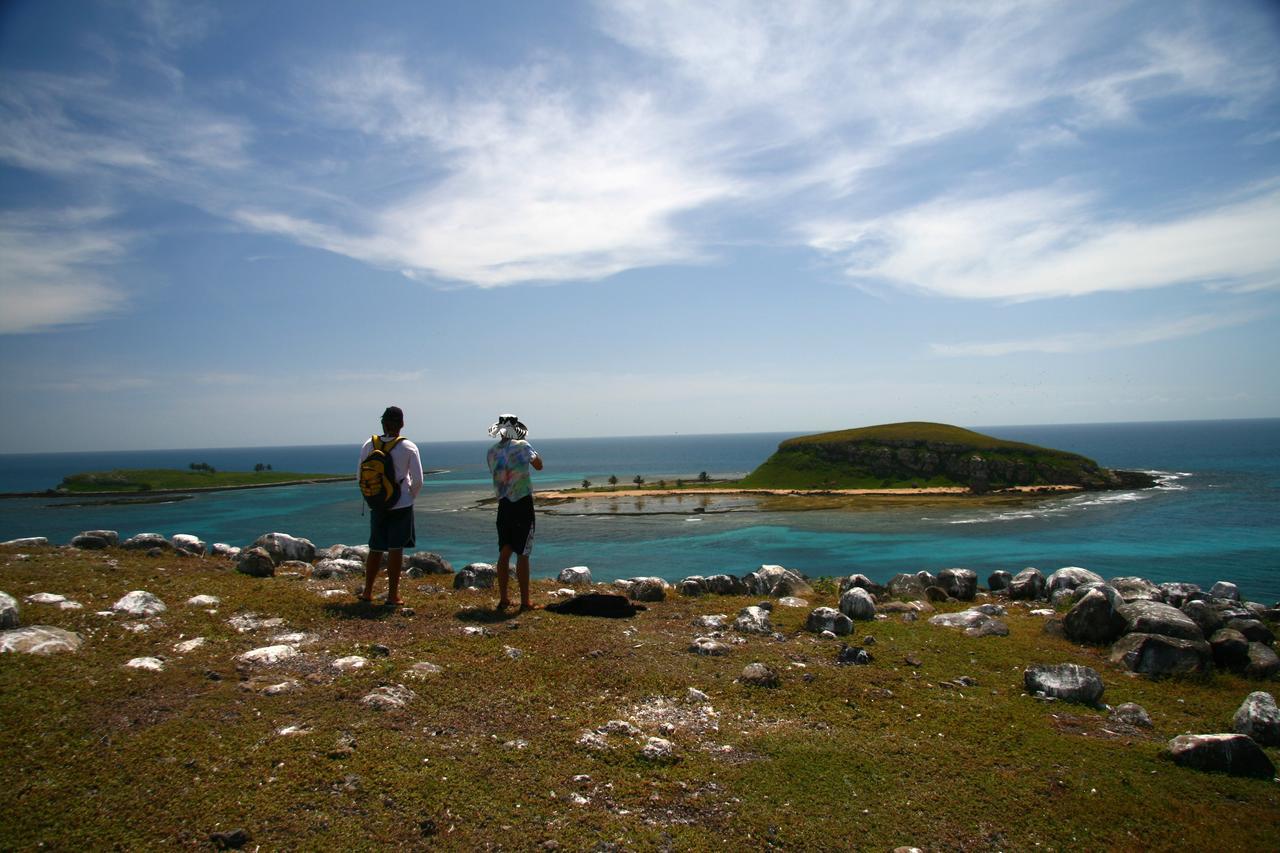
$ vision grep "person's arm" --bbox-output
[406,443,424,499]
[529,446,544,471]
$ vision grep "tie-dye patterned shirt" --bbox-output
[487,439,539,501]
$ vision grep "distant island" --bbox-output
[538,422,1157,506]
[52,468,350,496]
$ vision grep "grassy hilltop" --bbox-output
[740,422,1145,491]
[1,546,1276,849]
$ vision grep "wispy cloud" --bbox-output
[0,207,132,334]
[808,186,1280,301]
[931,310,1263,357]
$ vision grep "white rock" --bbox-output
[406,661,444,678]
[112,590,167,617]
[173,637,206,653]
[333,655,370,671]
[576,730,610,750]
[777,596,809,608]
[1030,608,1056,617]
[558,566,593,585]
[124,656,164,671]
[696,614,728,630]
[361,683,416,710]
[503,645,524,660]
[462,626,488,637]
[640,736,675,761]
[0,625,82,654]
[276,725,311,736]
[270,632,318,646]
[262,680,302,695]
[1,537,47,547]
[601,719,642,737]
[25,593,66,605]
[570,793,590,806]
[186,595,221,607]
[59,600,83,610]
[685,687,710,703]
[238,644,299,664]
[320,589,349,598]
[170,534,207,555]
[227,613,285,633]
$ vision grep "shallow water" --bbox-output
[1,420,1277,600]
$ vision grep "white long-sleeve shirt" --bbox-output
[358,435,423,510]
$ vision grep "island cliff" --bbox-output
[739,422,1158,492]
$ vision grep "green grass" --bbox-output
[57,468,347,493]
[1,546,1277,850]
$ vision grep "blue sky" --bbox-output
[1,0,1278,452]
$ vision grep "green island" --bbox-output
[55,468,349,495]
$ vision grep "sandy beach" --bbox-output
[537,484,1084,500]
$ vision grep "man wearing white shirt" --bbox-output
[357,406,423,606]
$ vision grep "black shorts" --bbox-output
[369,506,415,552]
[496,496,535,556]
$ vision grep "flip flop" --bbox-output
[518,602,541,613]
[495,600,513,612]
[386,598,405,606]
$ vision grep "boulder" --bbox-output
[210,543,240,559]
[453,563,496,589]
[71,531,113,549]
[361,684,416,711]
[1167,733,1274,779]
[170,534,206,556]
[639,736,676,761]
[743,565,812,597]
[987,570,1012,592]
[1159,582,1201,608]
[839,574,886,599]
[0,592,18,628]
[236,547,276,578]
[1210,629,1251,671]
[689,637,732,656]
[406,552,453,576]
[914,570,938,589]
[1209,581,1241,601]
[186,595,220,607]
[629,578,668,602]
[251,532,315,565]
[1008,568,1046,601]
[929,610,990,630]
[1047,567,1104,595]
[1023,663,1104,705]
[1110,633,1211,677]
[886,573,926,601]
[974,603,1006,616]
[1180,600,1225,637]
[1109,576,1162,602]
[1233,691,1280,746]
[1226,619,1275,646]
[312,558,363,579]
[124,656,164,672]
[839,588,877,621]
[1063,587,1127,645]
[112,590,166,617]
[925,586,950,603]
[778,596,808,608]
[325,544,369,562]
[0,626,82,654]
[1109,703,1153,728]
[938,568,978,601]
[733,606,773,636]
[558,566,592,586]
[966,618,1010,638]
[1119,600,1204,642]
[121,533,173,551]
[705,574,748,596]
[677,577,708,596]
[1245,642,1280,680]
[740,663,780,687]
[806,607,853,636]
[1,537,48,547]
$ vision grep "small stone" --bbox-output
[361,683,416,710]
[369,643,391,658]
[333,655,370,671]
[124,656,164,671]
[209,828,251,849]
[262,680,301,695]
[690,636,731,656]
[836,645,873,665]
[740,662,779,687]
[406,661,444,678]
[238,645,299,665]
[112,590,166,617]
[173,637,206,654]
[600,719,642,737]
[0,592,18,628]
[186,595,221,607]
[26,593,67,605]
[503,645,524,660]
[1109,702,1153,728]
[640,736,676,761]
[576,731,609,750]
[685,687,709,703]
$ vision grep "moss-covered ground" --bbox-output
[2,547,1277,850]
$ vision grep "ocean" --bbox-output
[1,420,1277,601]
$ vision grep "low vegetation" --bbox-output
[56,469,346,494]
[1,547,1277,849]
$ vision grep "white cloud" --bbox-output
[0,208,131,334]
[931,310,1264,357]
[809,186,1280,300]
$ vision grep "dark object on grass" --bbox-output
[837,645,873,665]
[545,593,647,619]
[210,828,251,849]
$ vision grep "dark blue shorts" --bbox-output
[496,496,535,556]
[369,506,415,552]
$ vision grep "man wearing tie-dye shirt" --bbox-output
[486,414,544,611]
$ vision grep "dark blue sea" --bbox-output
[1,420,1277,601]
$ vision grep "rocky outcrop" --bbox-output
[558,566,592,585]
[1110,633,1211,677]
[72,530,118,549]
[806,607,853,636]
[122,533,173,552]
[406,552,453,576]
[251,532,315,565]
[743,565,812,597]
[453,563,497,589]
[1063,587,1126,645]
[236,547,276,578]
[1008,568,1046,601]
[1047,567,1103,595]
[938,568,977,601]
[1118,600,1204,642]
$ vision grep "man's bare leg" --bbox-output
[386,548,404,605]
[517,554,535,610]
[496,545,514,609]
[360,550,383,601]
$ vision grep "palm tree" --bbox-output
[698,471,710,483]
[633,475,644,486]
[581,479,591,489]
[608,475,618,486]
